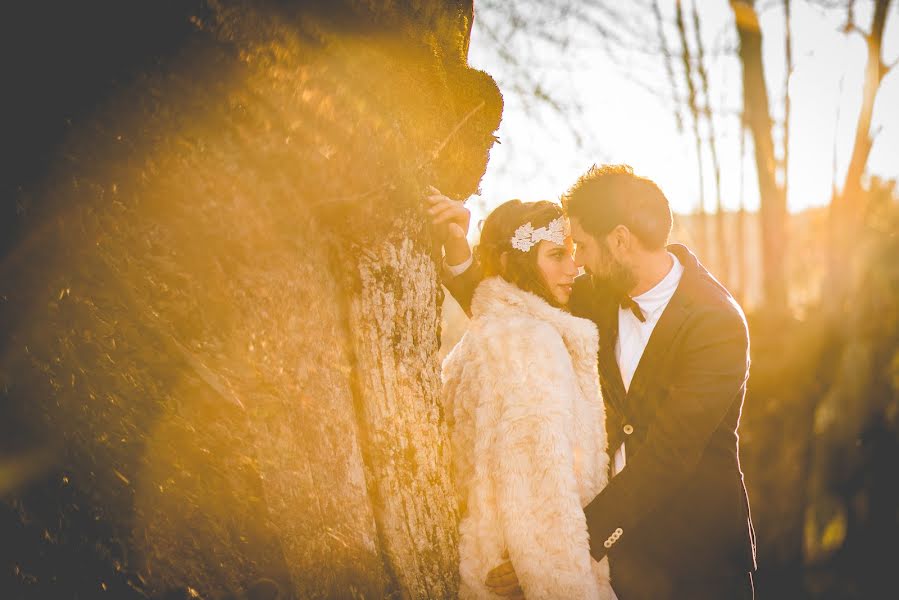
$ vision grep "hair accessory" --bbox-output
[510,216,568,252]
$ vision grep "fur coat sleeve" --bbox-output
[482,323,604,600]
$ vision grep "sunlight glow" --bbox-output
[466,1,899,221]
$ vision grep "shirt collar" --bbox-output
[631,252,684,317]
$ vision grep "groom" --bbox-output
[428,165,756,599]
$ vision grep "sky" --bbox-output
[465,1,899,223]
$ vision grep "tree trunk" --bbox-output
[0,1,502,598]
[652,0,685,135]
[736,122,749,306]
[782,0,793,208]
[675,0,708,261]
[344,219,460,597]
[731,0,788,309]
[691,1,728,286]
[830,0,893,296]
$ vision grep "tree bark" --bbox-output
[675,0,709,260]
[0,1,502,598]
[691,1,728,286]
[736,122,749,306]
[345,222,460,597]
[783,0,793,206]
[730,0,788,309]
[830,0,893,294]
[652,0,685,135]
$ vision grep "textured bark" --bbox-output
[731,0,788,308]
[0,1,501,597]
[346,218,459,597]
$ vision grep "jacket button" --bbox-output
[615,528,623,535]
[623,424,634,435]
[603,540,613,548]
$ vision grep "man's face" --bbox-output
[570,217,602,276]
[570,217,636,293]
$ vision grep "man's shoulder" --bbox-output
[675,262,748,345]
[681,290,748,355]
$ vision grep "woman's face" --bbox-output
[536,237,579,305]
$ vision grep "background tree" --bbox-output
[730,0,789,309]
[829,0,895,296]
[691,1,729,287]
[675,0,711,262]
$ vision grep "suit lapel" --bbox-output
[625,290,691,404]
[625,244,698,404]
[596,294,628,415]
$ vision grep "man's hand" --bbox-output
[425,186,472,267]
[485,551,523,599]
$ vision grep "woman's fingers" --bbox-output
[426,196,455,213]
[430,203,465,224]
[424,186,470,244]
[425,190,451,206]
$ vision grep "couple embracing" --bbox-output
[428,165,757,600]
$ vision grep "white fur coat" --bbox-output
[442,276,613,600]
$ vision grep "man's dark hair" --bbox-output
[561,164,673,250]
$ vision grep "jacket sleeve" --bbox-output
[490,329,602,600]
[584,305,750,561]
[443,257,485,316]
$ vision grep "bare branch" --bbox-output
[783,0,793,195]
[651,0,684,133]
[675,0,708,222]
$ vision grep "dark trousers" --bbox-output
[611,558,755,600]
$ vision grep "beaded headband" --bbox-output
[510,216,568,252]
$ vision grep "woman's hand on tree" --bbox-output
[425,185,472,267]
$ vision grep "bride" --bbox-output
[441,199,615,600]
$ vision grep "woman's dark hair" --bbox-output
[562,164,672,250]
[475,199,565,307]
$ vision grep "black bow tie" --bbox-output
[619,295,646,322]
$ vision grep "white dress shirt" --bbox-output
[444,254,473,278]
[611,253,684,476]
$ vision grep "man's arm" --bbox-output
[426,186,485,315]
[443,256,484,316]
[583,306,751,561]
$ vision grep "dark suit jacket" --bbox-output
[445,244,756,596]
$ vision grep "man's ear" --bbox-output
[499,252,509,273]
[609,224,631,252]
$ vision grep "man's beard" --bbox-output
[591,243,637,296]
